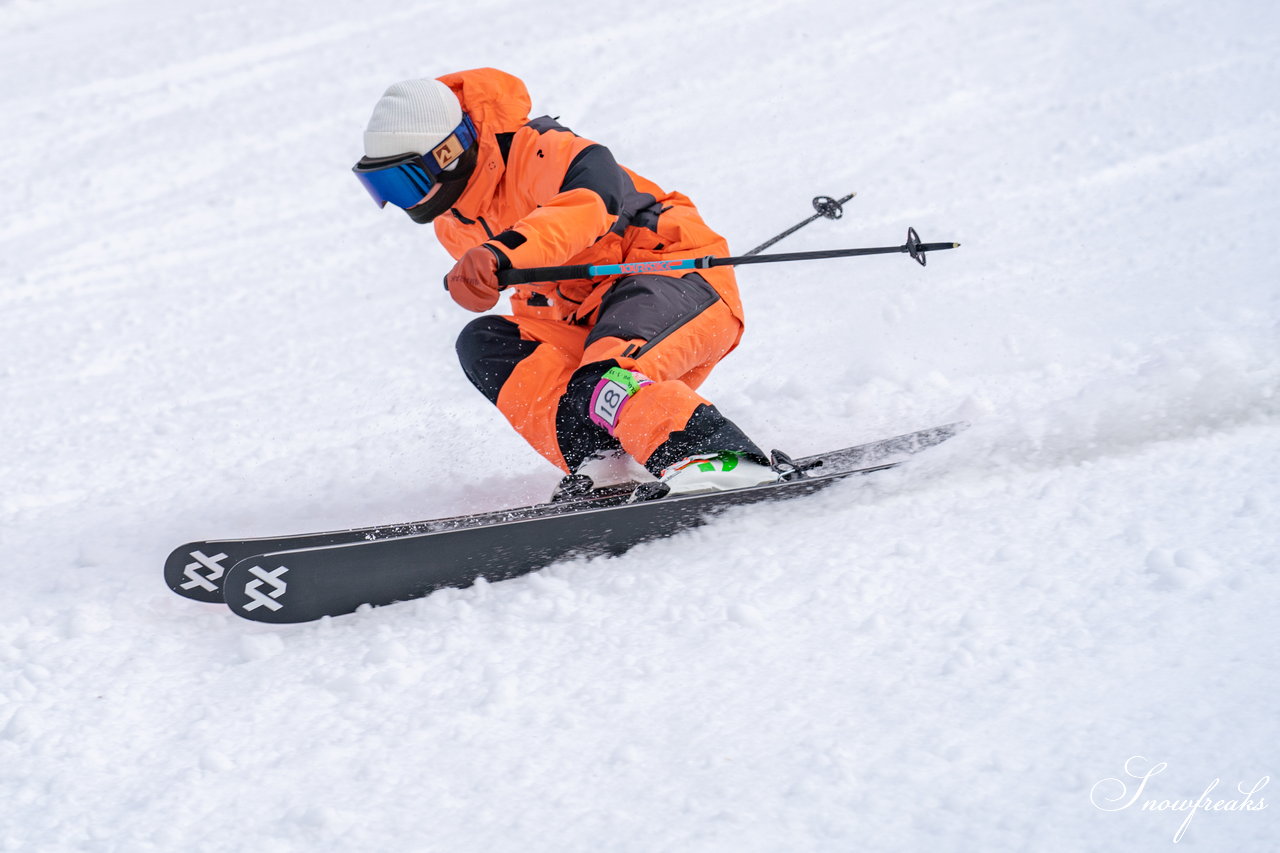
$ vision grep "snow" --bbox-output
[1,0,1277,849]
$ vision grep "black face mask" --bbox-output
[404,145,479,224]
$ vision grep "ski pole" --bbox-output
[496,227,960,287]
[744,192,855,256]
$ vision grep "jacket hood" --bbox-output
[437,68,532,133]
[433,68,531,223]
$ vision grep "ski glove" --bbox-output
[445,244,502,312]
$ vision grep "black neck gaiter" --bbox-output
[405,146,479,224]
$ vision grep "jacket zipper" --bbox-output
[449,209,495,239]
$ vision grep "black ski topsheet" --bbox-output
[164,482,640,603]
[165,421,966,605]
[221,460,901,623]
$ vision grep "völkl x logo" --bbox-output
[181,550,228,592]
[243,565,289,612]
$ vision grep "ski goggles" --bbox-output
[352,114,478,209]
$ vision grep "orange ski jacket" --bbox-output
[433,68,744,335]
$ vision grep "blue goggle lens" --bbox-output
[352,114,478,209]
[354,160,436,209]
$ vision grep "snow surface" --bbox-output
[2,0,1278,850]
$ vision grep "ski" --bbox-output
[210,422,968,623]
[163,481,637,603]
[166,421,966,607]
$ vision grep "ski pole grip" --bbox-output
[498,264,594,287]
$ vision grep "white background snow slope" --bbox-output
[1,0,1278,850]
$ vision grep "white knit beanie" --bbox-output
[363,79,463,158]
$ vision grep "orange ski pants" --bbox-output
[455,273,756,474]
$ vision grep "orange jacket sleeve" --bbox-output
[481,127,633,271]
[486,186,612,270]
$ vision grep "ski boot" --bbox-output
[628,451,782,502]
[550,449,655,503]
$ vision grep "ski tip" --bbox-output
[165,541,230,603]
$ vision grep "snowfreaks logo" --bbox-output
[1090,756,1269,843]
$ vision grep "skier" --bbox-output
[353,68,778,497]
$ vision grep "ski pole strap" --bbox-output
[495,227,960,287]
